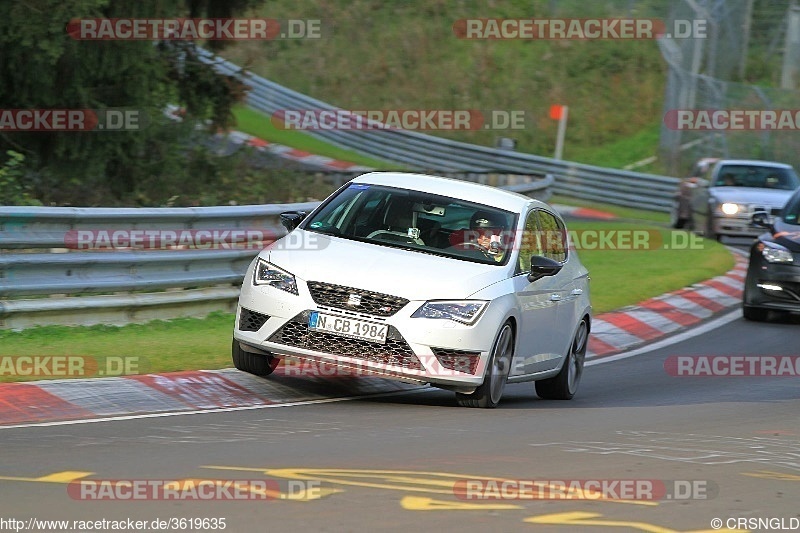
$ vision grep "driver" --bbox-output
[468,211,507,261]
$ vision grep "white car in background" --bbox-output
[232,172,592,408]
[689,159,800,240]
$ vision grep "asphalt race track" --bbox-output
[1,311,798,532]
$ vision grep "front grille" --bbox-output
[431,348,482,375]
[307,281,409,317]
[751,205,783,216]
[268,315,422,370]
[239,308,270,332]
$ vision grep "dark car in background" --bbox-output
[743,187,800,321]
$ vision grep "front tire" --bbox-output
[232,338,278,376]
[704,213,722,241]
[455,322,514,408]
[535,318,588,400]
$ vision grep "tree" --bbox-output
[0,0,263,205]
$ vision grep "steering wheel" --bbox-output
[457,241,493,258]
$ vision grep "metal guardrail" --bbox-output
[197,48,680,212]
[0,172,551,329]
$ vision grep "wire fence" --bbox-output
[658,0,800,175]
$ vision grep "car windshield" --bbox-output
[713,165,800,190]
[302,183,517,265]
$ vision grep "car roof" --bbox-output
[351,172,545,213]
[714,159,794,169]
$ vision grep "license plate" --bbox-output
[308,311,388,344]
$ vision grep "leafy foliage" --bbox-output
[0,151,41,206]
[0,0,263,205]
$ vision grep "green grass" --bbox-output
[0,219,734,383]
[0,314,235,383]
[565,122,664,171]
[233,106,394,169]
[568,221,734,313]
[549,195,671,224]
[220,1,668,161]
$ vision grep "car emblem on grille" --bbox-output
[347,294,362,306]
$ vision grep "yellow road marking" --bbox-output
[0,471,94,483]
[742,470,800,481]
[202,466,655,506]
[0,470,337,501]
[400,495,522,511]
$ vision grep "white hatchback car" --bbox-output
[232,172,592,407]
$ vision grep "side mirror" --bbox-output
[751,210,774,231]
[280,211,307,232]
[528,255,563,282]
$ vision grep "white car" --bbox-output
[232,172,592,408]
[688,159,800,239]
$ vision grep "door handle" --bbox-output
[570,288,583,296]
[549,294,562,301]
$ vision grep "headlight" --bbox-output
[411,300,487,325]
[759,242,794,264]
[720,203,741,215]
[253,259,298,294]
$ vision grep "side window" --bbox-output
[536,210,567,263]
[518,210,542,272]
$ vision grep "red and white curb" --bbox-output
[0,369,412,426]
[587,252,746,359]
[226,130,375,172]
[164,105,374,172]
[554,204,618,220]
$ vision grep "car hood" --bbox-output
[264,230,508,300]
[770,221,800,252]
[710,187,794,207]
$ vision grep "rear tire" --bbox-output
[232,338,278,376]
[455,322,514,408]
[535,318,588,400]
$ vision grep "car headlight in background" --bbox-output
[758,242,794,264]
[411,300,487,325]
[720,202,742,215]
[253,259,299,294]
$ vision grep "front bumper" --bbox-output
[233,278,509,390]
[745,261,800,312]
[712,215,763,237]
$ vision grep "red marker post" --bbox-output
[550,104,569,160]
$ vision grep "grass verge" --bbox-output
[568,221,734,314]
[0,219,734,383]
[550,195,671,225]
[232,105,394,169]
